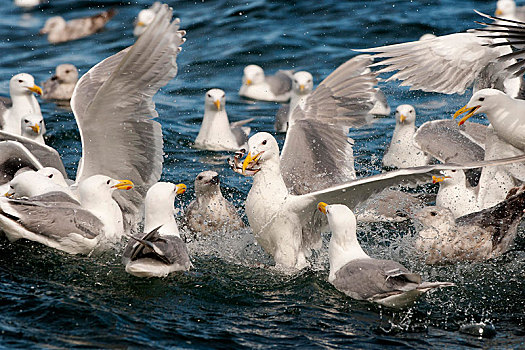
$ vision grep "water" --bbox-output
[0,0,524,348]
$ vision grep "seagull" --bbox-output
[134,2,162,37]
[382,104,430,168]
[194,89,252,151]
[495,0,525,21]
[433,170,481,218]
[414,187,525,264]
[13,0,45,9]
[40,9,117,44]
[318,202,454,308]
[184,171,245,237]
[20,114,46,144]
[123,182,191,277]
[42,64,79,101]
[230,131,525,269]
[239,65,293,102]
[0,73,42,135]
[6,169,75,200]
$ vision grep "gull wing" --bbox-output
[71,4,184,230]
[357,32,509,94]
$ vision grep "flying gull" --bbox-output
[194,89,252,152]
[42,64,79,101]
[123,182,192,277]
[239,65,293,102]
[184,171,245,237]
[318,202,454,308]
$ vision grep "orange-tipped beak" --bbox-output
[318,202,328,214]
[246,79,252,86]
[214,100,221,110]
[28,85,43,95]
[453,104,480,126]
[242,151,262,175]
[176,183,186,194]
[112,179,134,190]
[432,175,451,184]
[399,114,406,123]
[30,123,40,134]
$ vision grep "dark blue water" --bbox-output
[0,0,524,348]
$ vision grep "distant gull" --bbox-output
[0,175,134,254]
[239,65,293,102]
[495,0,525,21]
[184,171,245,237]
[0,73,42,135]
[134,2,162,37]
[123,182,192,277]
[42,64,79,101]
[382,104,430,168]
[194,88,252,151]
[318,202,454,308]
[414,187,525,264]
[40,9,117,44]
[14,0,45,9]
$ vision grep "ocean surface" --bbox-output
[0,0,524,348]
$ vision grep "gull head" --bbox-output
[205,88,226,111]
[432,169,464,186]
[79,175,134,201]
[496,0,516,16]
[54,64,78,84]
[395,104,416,125]
[318,203,357,241]
[413,206,456,229]
[194,171,220,196]
[145,181,186,212]
[243,65,265,86]
[240,132,279,176]
[453,89,507,125]
[40,16,66,34]
[6,171,59,198]
[292,71,313,95]
[134,8,156,36]
[36,167,68,187]
[10,73,42,96]
[20,114,45,138]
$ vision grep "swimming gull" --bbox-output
[229,130,525,269]
[133,2,162,37]
[239,65,293,102]
[184,171,245,237]
[495,0,525,22]
[382,104,430,168]
[6,170,75,200]
[40,9,117,44]
[0,73,42,135]
[123,182,192,277]
[0,175,134,254]
[42,64,79,101]
[194,89,252,151]
[19,114,46,144]
[414,187,525,264]
[318,202,454,308]
[14,0,45,9]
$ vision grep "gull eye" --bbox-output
[479,97,485,102]
[107,180,111,185]
[24,119,29,123]
[197,176,203,180]
[307,79,311,83]
[293,79,297,84]
[451,170,456,173]
[65,70,70,73]
[18,80,23,83]
[430,211,437,217]
[207,93,211,97]
[262,140,267,145]
[48,174,53,178]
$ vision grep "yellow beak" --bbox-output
[399,114,406,123]
[30,123,40,134]
[246,79,252,86]
[453,104,480,126]
[4,191,13,198]
[27,85,43,95]
[495,9,503,16]
[112,179,134,190]
[137,21,146,26]
[176,183,186,194]
[318,202,328,214]
[300,84,305,92]
[432,175,451,184]
[214,100,221,110]
[242,151,262,175]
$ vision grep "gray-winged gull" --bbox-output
[0,175,133,254]
[239,65,293,102]
[194,89,252,151]
[230,130,525,269]
[318,202,454,308]
[382,104,430,168]
[6,167,75,200]
[134,2,162,37]
[0,73,42,135]
[42,64,79,101]
[414,187,525,264]
[40,9,117,44]
[184,171,245,237]
[123,182,192,277]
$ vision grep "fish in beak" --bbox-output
[30,123,40,134]
[112,179,134,190]
[453,104,481,126]
[242,151,263,175]
[214,99,221,110]
[27,85,43,95]
[318,202,328,214]
[175,183,186,194]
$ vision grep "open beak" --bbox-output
[299,84,305,92]
[27,85,43,95]
[432,175,451,184]
[318,202,327,214]
[246,79,252,86]
[242,151,263,175]
[399,114,406,123]
[30,123,40,134]
[214,99,221,110]
[495,9,503,16]
[112,179,134,190]
[4,191,14,198]
[175,183,186,194]
[453,104,480,126]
